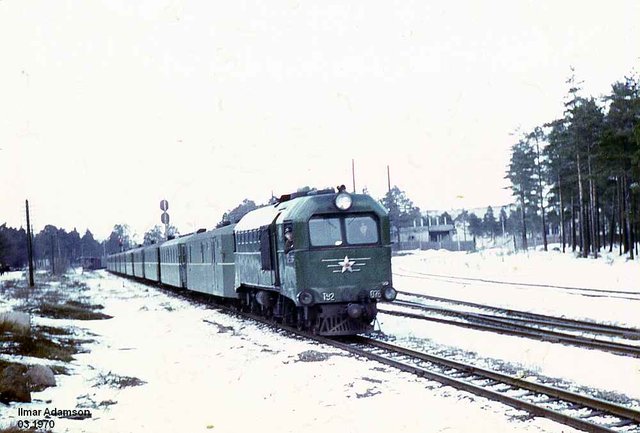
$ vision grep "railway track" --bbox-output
[213,308,640,432]
[327,336,640,433]
[394,269,640,302]
[126,277,640,433]
[378,298,640,357]
[397,291,640,339]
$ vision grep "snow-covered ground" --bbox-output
[387,247,640,403]
[393,246,640,328]
[1,248,638,433]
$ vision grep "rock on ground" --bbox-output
[0,364,31,404]
[26,365,56,389]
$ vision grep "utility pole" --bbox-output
[387,165,391,192]
[351,159,356,193]
[25,200,34,287]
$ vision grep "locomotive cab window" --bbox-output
[345,215,379,245]
[309,214,380,247]
[309,217,342,246]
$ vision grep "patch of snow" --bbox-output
[1,270,581,433]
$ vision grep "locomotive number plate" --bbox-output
[322,292,335,301]
[369,289,381,299]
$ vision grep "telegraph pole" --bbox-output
[25,200,34,287]
[351,159,356,193]
[387,165,391,192]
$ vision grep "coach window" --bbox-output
[345,215,379,245]
[309,216,342,246]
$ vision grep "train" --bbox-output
[106,186,397,336]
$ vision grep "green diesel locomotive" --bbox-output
[107,187,396,336]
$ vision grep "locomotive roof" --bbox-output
[235,192,387,231]
[279,193,387,219]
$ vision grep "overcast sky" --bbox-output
[1,1,638,241]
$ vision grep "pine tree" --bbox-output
[545,119,572,252]
[81,230,101,257]
[506,136,537,250]
[528,127,548,251]
[482,206,498,240]
[601,75,640,258]
[380,186,421,243]
[466,213,483,238]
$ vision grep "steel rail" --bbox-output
[392,298,640,340]
[339,337,640,433]
[397,291,640,338]
[394,271,640,302]
[394,269,640,297]
[378,307,640,357]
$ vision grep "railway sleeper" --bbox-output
[582,410,608,419]
[490,384,515,393]
[605,418,636,428]
[534,396,560,405]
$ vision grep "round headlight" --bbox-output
[347,303,364,319]
[335,192,353,210]
[298,290,314,306]
[382,286,397,302]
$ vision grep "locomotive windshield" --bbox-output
[345,215,378,244]
[309,217,342,246]
[309,215,379,247]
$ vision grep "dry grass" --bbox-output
[36,301,111,321]
[0,330,76,362]
[0,320,26,335]
[0,272,101,408]
[93,372,145,389]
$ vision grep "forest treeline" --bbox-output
[0,224,103,270]
[2,69,638,269]
[0,223,179,270]
[506,70,639,259]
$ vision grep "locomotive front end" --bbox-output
[280,187,395,335]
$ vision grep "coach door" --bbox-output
[276,220,293,287]
[141,249,146,279]
[156,246,161,282]
[178,244,187,288]
[258,221,281,287]
[212,237,224,294]
[270,222,280,286]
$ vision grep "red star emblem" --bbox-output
[339,255,355,273]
